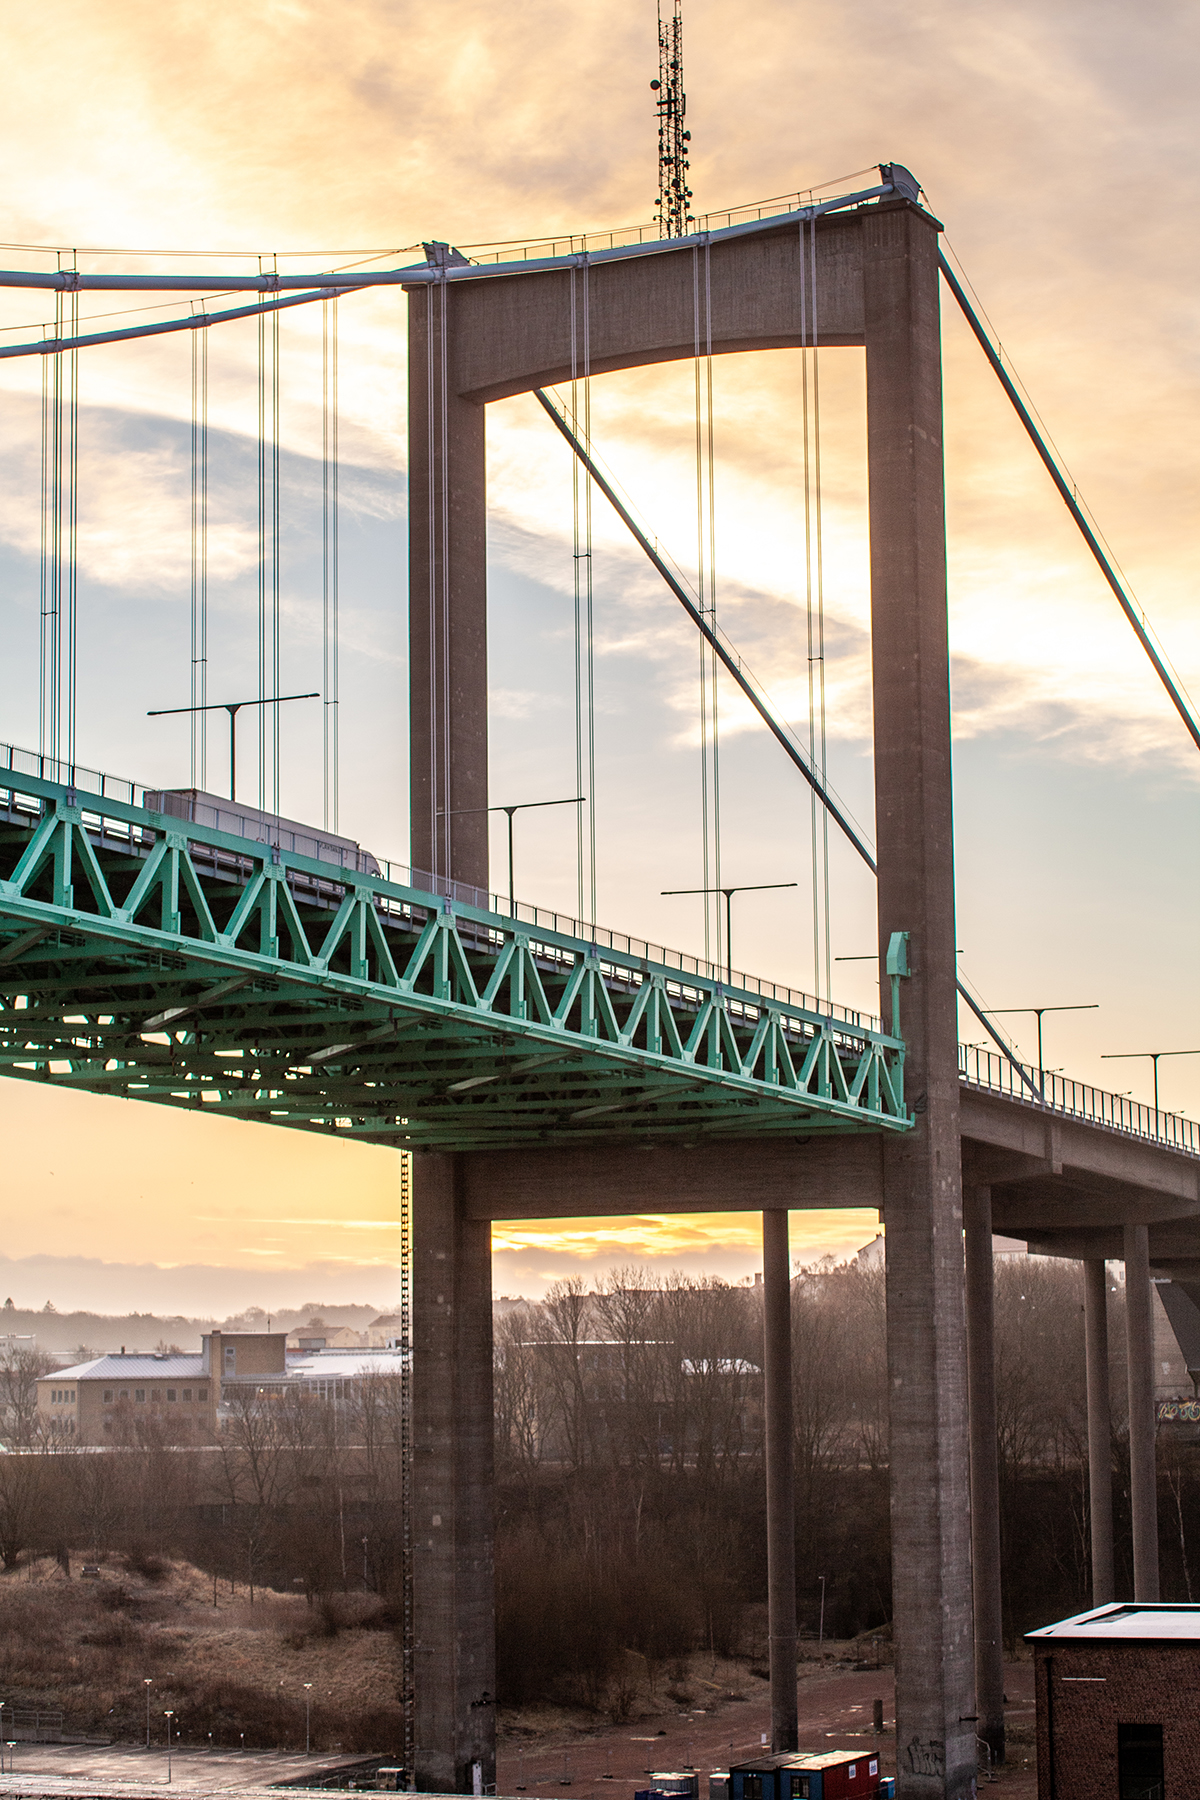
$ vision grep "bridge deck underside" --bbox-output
[0,775,907,1151]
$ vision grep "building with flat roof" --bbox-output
[36,1330,406,1446]
[1027,1603,1200,1799]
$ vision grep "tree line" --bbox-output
[2,1255,1195,1721]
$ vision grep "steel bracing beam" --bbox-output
[0,763,909,1150]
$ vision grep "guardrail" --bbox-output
[0,741,882,1037]
[960,1044,1200,1157]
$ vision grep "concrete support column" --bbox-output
[1123,1223,1160,1602]
[412,1153,496,1793]
[407,282,489,890]
[963,1185,1004,1766]
[762,1209,798,1752]
[1082,1259,1115,1605]
[864,199,976,1800]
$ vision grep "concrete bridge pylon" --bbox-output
[406,191,978,1800]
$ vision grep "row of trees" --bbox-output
[5,1256,1196,1720]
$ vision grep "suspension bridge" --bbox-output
[1,155,1199,1800]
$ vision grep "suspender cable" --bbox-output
[65,275,79,773]
[38,307,54,763]
[190,312,209,789]
[271,296,282,815]
[938,249,1200,755]
[801,217,831,1001]
[570,263,597,927]
[257,269,267,809]
[534,383,1041,1096]
[322,295,340,833]
[693,243,721,967]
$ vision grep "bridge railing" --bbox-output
[959,1044,1200,1156]
[0,742,883,1040]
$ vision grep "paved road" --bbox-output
[0,1742,378,1795]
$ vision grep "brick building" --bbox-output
[36,1329,404,1445]
[1027,1603,1200,1798]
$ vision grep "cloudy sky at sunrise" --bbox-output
[0,0,1197,1315]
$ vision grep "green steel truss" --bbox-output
[0,764,910,1150]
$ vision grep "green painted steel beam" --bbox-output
[0,765,910,1150]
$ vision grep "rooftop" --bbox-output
[1027,1603,1200,1642]
[40,1354,206,1382]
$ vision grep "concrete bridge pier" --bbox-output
[866,200,977,1799]
[964,1185,1004,1767]
[412,1153,497,1794]
[1082,1258,1115,1605]
[1123,1224,1160,1601]
[762,1208,799,1752]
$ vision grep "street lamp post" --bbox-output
[303,1684,313,1755]
[0,1705,5,1775]
[164,1710,175,1785]
[437,796,585,915]
[817,1576,827,1660]
[1101,1048,1200,1117]
[144,1680,153,1750]
[147,692,320,804]
[988,1003,1099,1099]
[660,882,798,986]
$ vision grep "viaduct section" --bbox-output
[404,196,1200,1799]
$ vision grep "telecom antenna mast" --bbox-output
[652,0,692,237]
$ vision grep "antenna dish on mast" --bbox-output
[654,0,693,238]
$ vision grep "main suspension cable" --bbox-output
[938,248,1200,756]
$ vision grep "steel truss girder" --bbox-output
[0,772,909,1150]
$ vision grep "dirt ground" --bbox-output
[495,1652,1038,1800]
[0,1560,1038,1796]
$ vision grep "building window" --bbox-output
[70,1390,75,1402]
[789,1781,810,1800]
[1118,1724,1163,1800]
[848,1768,857,1781]
[868,1765,878,1779]
[167,1390,176,1402]
[198,1387,208,1400]
[743,1778,763,1800]
[224,1346,236,1371]
[182,1389,192,1401]
[119,1389,129,1400]
[135,1389,145,1403]
[103,1390,113,1403]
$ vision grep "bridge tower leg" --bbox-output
[964,1185,1004,1767]
[408,279,489,890]
[864,200,976,1799]
[408,284,496,1793]
[1082,1258,1115,1604]
[412,1153,497,1793]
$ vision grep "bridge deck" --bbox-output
[2,746,1197,1270]
[0,749,906,1149]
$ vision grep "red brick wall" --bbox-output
[1034,1640,1200,1797]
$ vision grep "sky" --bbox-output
[0,0,1197,1313]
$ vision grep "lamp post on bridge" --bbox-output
[437,796,585,914]
[1101,1048,1200,1117]
[987,1003,1098,1099]
[147,693,320,803]
[660,882,797,986]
